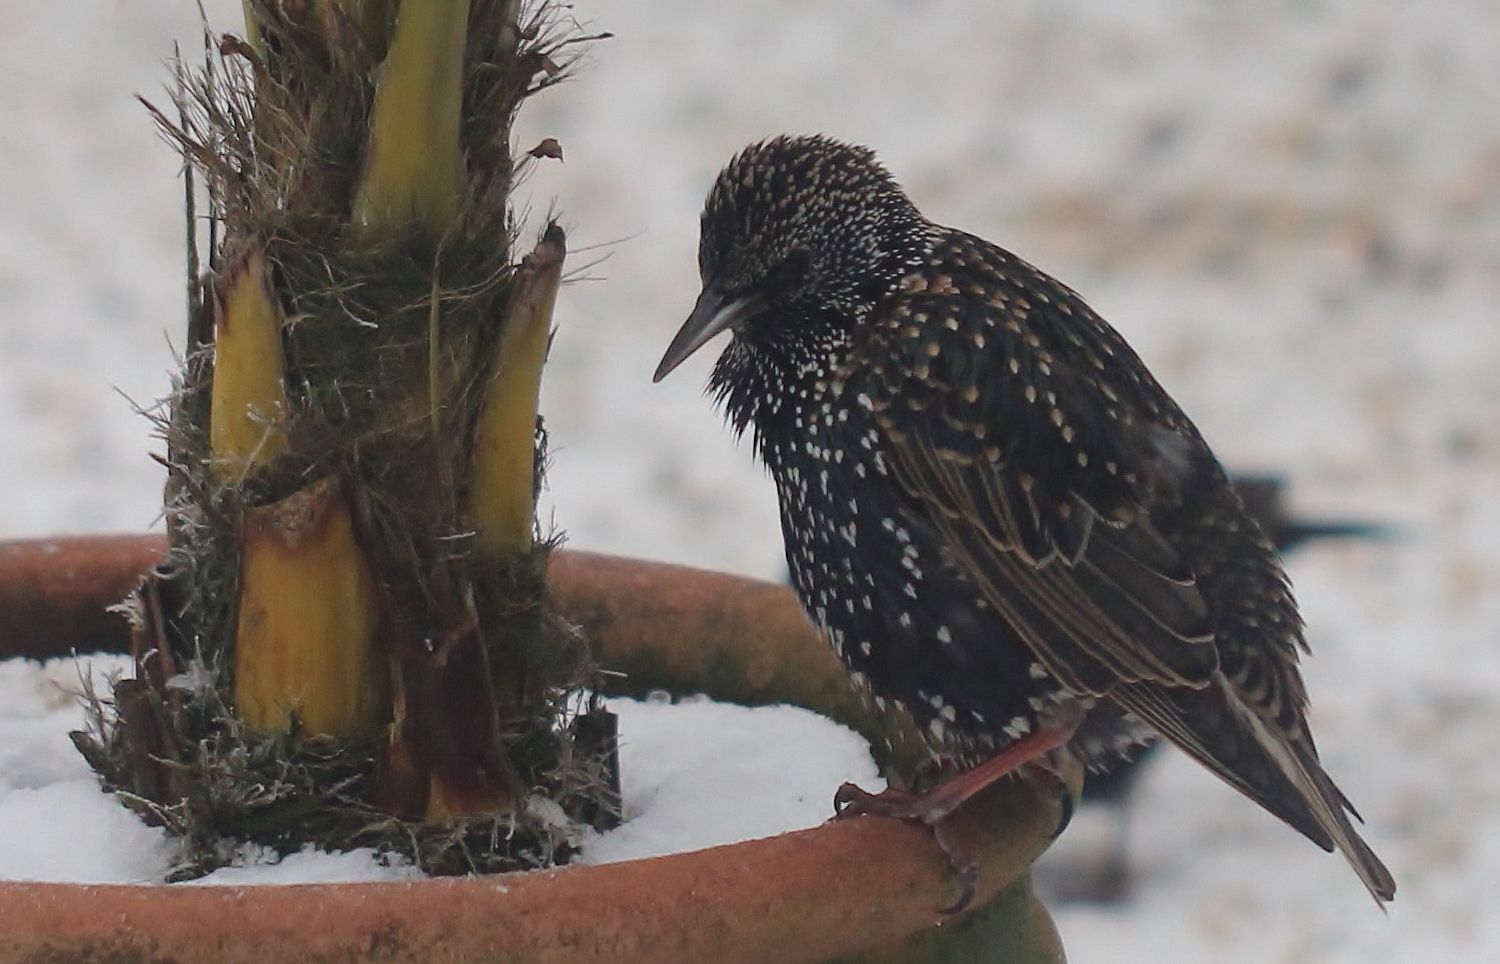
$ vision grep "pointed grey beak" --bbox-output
[653,286,760,382]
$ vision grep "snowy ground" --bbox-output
[4,0,1500,960]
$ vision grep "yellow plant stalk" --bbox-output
[467,225,566,556]
[239,3,265,57]
[209,246,288,480]
[351,0,471,235]
[234,476,386,736]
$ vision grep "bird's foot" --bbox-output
[832,709,1086,914]
[832,781,981,914]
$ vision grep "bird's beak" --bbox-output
[653,285,759,382]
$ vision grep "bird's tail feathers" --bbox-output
[1116,680,1395,904]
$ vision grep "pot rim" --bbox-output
[0,534,1064,964]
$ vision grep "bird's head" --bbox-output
[654,135,931,382]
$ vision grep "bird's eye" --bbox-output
[768,247,813,292]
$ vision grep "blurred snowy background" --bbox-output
[4,0,1500,960]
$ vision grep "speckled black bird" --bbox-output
[654,135,1395,905]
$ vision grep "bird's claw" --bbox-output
[932,820,979,915]
[1051,787,1076,839]
[831,780,870,819]
[832,781,926,821]
[1046,774,1077,839]
[1025,750,1083,839]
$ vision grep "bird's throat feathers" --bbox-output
[708,306,857,455]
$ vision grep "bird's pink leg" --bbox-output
[835,704,1084,824]
[833,704,1085,913]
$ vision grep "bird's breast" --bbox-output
[761,399,1095,762]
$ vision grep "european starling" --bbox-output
[654,135,1395,906]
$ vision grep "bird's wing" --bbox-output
[856,243,1396,901]
[855,239,1224,696]
[882,418,1397,901]
[878,424,1218,696]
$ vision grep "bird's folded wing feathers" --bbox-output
[884,419,1397,902]
[882,428,1218,695]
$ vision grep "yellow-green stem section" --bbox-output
[351,0,471,235]
[239,2,265,57]
[468,226,565,555]
[234,477,386,736]
[209,246,288,480]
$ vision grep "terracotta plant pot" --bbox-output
[0,535,1066,964]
